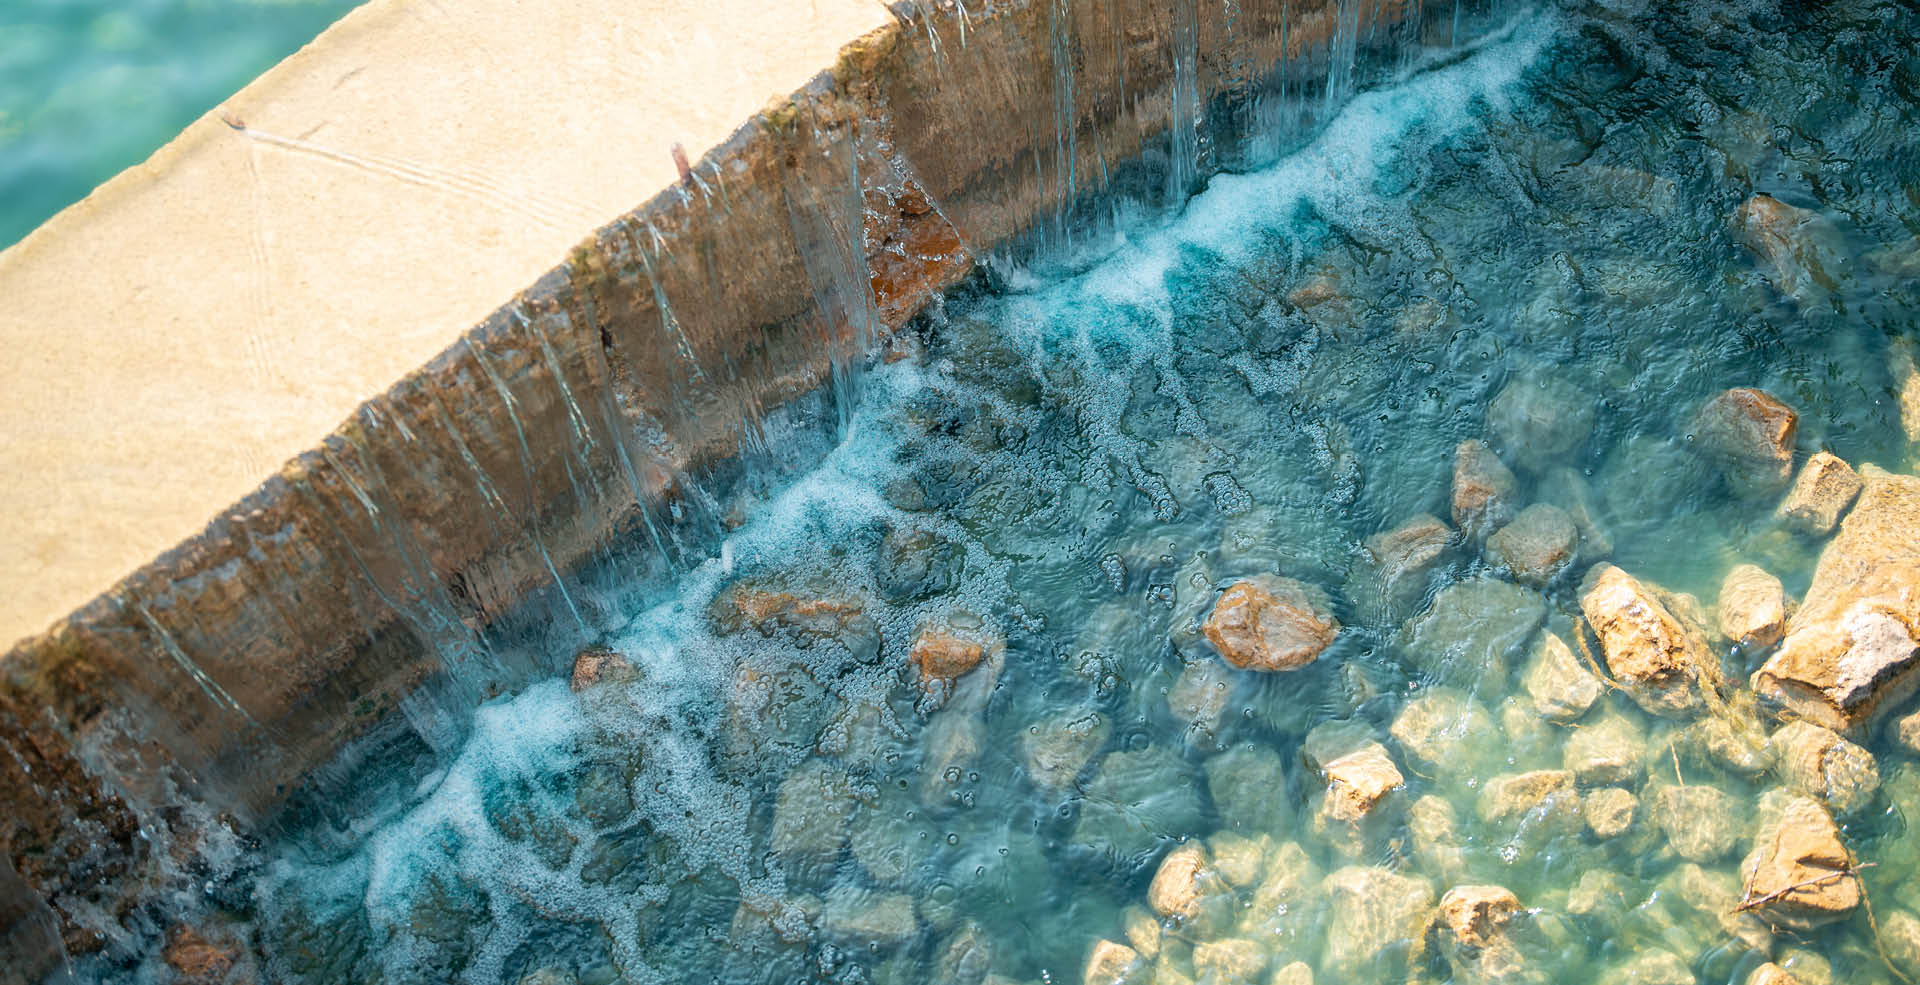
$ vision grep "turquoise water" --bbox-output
[0,0,363,250]
[112,0,1920,982]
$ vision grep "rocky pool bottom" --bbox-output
[115,0,1920,983]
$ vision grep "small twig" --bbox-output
[1670,743,1686,787]
[1732,863,1870,913]
[1570,615,1624,692]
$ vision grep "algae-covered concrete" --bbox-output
[0,0,1435,959]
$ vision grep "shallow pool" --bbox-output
[222,0,1920,982]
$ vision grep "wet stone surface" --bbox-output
[183,1,1920,984]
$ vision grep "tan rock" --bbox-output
[1582,787,1637,839]
[1084,939,1145,985]
[569,646,636,691]
[1896,339,1920,452]
[1477,770,1578,825]
[163,926,239,985]
[1777,451,1862,536]
[1564,711,1646,786]
[1692,387,1799,498]
[1147,843,1213,920]
[1650,785,1742,861]
[1522,630,1602,721]
[1580,564,1709,717]
[1365,513,1454,583]
[1719,564,1787,650]
[1203,574,1341,671]
[1769,720,1879,814]
[1454,440,1519,540]
[1753,466,1920,733]
[1881,910,1920,969]
[1400,578,1548,685]
[1409,795,1468,883]
[1615,950,1693,985]
[1893,704,1920,757]
[821,887,918,946]
[1318,743,1405,822]
[911,626,987,682]
[1738,795,1860,930]
[1208,832,1268,889]
[1437,885,1522,952]
[1488,504,1580,586]
[1747,963,1802,985]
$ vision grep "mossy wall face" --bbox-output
[0,0,1446,959]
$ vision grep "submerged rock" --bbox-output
[711,581,879,657]
[1563,710,1646,786]
[1205,744,1292,832]
[1237,841,1325,949]
[875,525,965,601]
[910,623,995,684]
[1202,574,1341,671]
[1488,376,1595,471]
[1521,630,1602,722]
[1167,659,1237,745]
[1753,466,1920,733]
[1768,720,1879,814]
[1738,795,1860,930]
[1580,564,1709,717]
[770,763,856,881]
[1433,885,1543,985]
[1747,964,1804,985]
[1718,564,1787,650]
[1538,466,1615,559]
[1582,787,1638,840]
[1691,387,1799,499]
[1611,950,1693,985]
[1409,795,1469,884]
[1321,866,1437,980]
[1192,938,1266,982]
[1318,744,1405,823]
[1270,961,1314,985]
[1401,578,1548,686]
[1083,939,1146,985]
[820,887,919,948]
[1390,687,1497,775]
[1477,770,1579,830]
[1071,748,1206,866]
[1023,709,1110,797]
[1357,513,1456,618]
[1649,784,1742,862]
[1777,451,1862,536]
[1148,843,1222,920]
[1453,440,1520,541]
[569,646,637,691]
[1734,194,1846,300]
[1488,504,1579,586]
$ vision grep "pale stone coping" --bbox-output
[0,0,895,649]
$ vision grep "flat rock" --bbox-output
[1318,744,1405,822]
[1168,659,1237,744]
[1521,630,1602,721]
[1390,688,1498,775]
[1747,964,1803,985]
[1358,513,1456,615]
[1270,962,1314,985]
[1321,866,1437,980]
[1488,504,1579,586]
[1650,784,1742,861]
[1401,578,1548,686]
[1580,564,1709,717]
[1693,387,1799,498]
[1612,950,1693,985]
[1071,748,1206,866]
[1734,194,1846,301]
[1753,466,1920,733]
[1582,787,1638,839]
[1563,711,1646,786]
[1778,451,1862,536]
[1738,795,1860,930]
[1719,564,1787,650]
[1488,376,1595,471]
[1768,720,1879,814]
[1205,744,1292,832]
[1203,574,1340,671]
[1193,938,1267,982]
[1454,440,1520,541]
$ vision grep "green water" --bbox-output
[162,0,1920,983]
[0,0,363,250]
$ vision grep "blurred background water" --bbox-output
[0,0,363,251]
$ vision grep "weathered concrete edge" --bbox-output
[0,0,1428,960]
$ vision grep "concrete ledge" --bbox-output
[0,0,1459,961]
